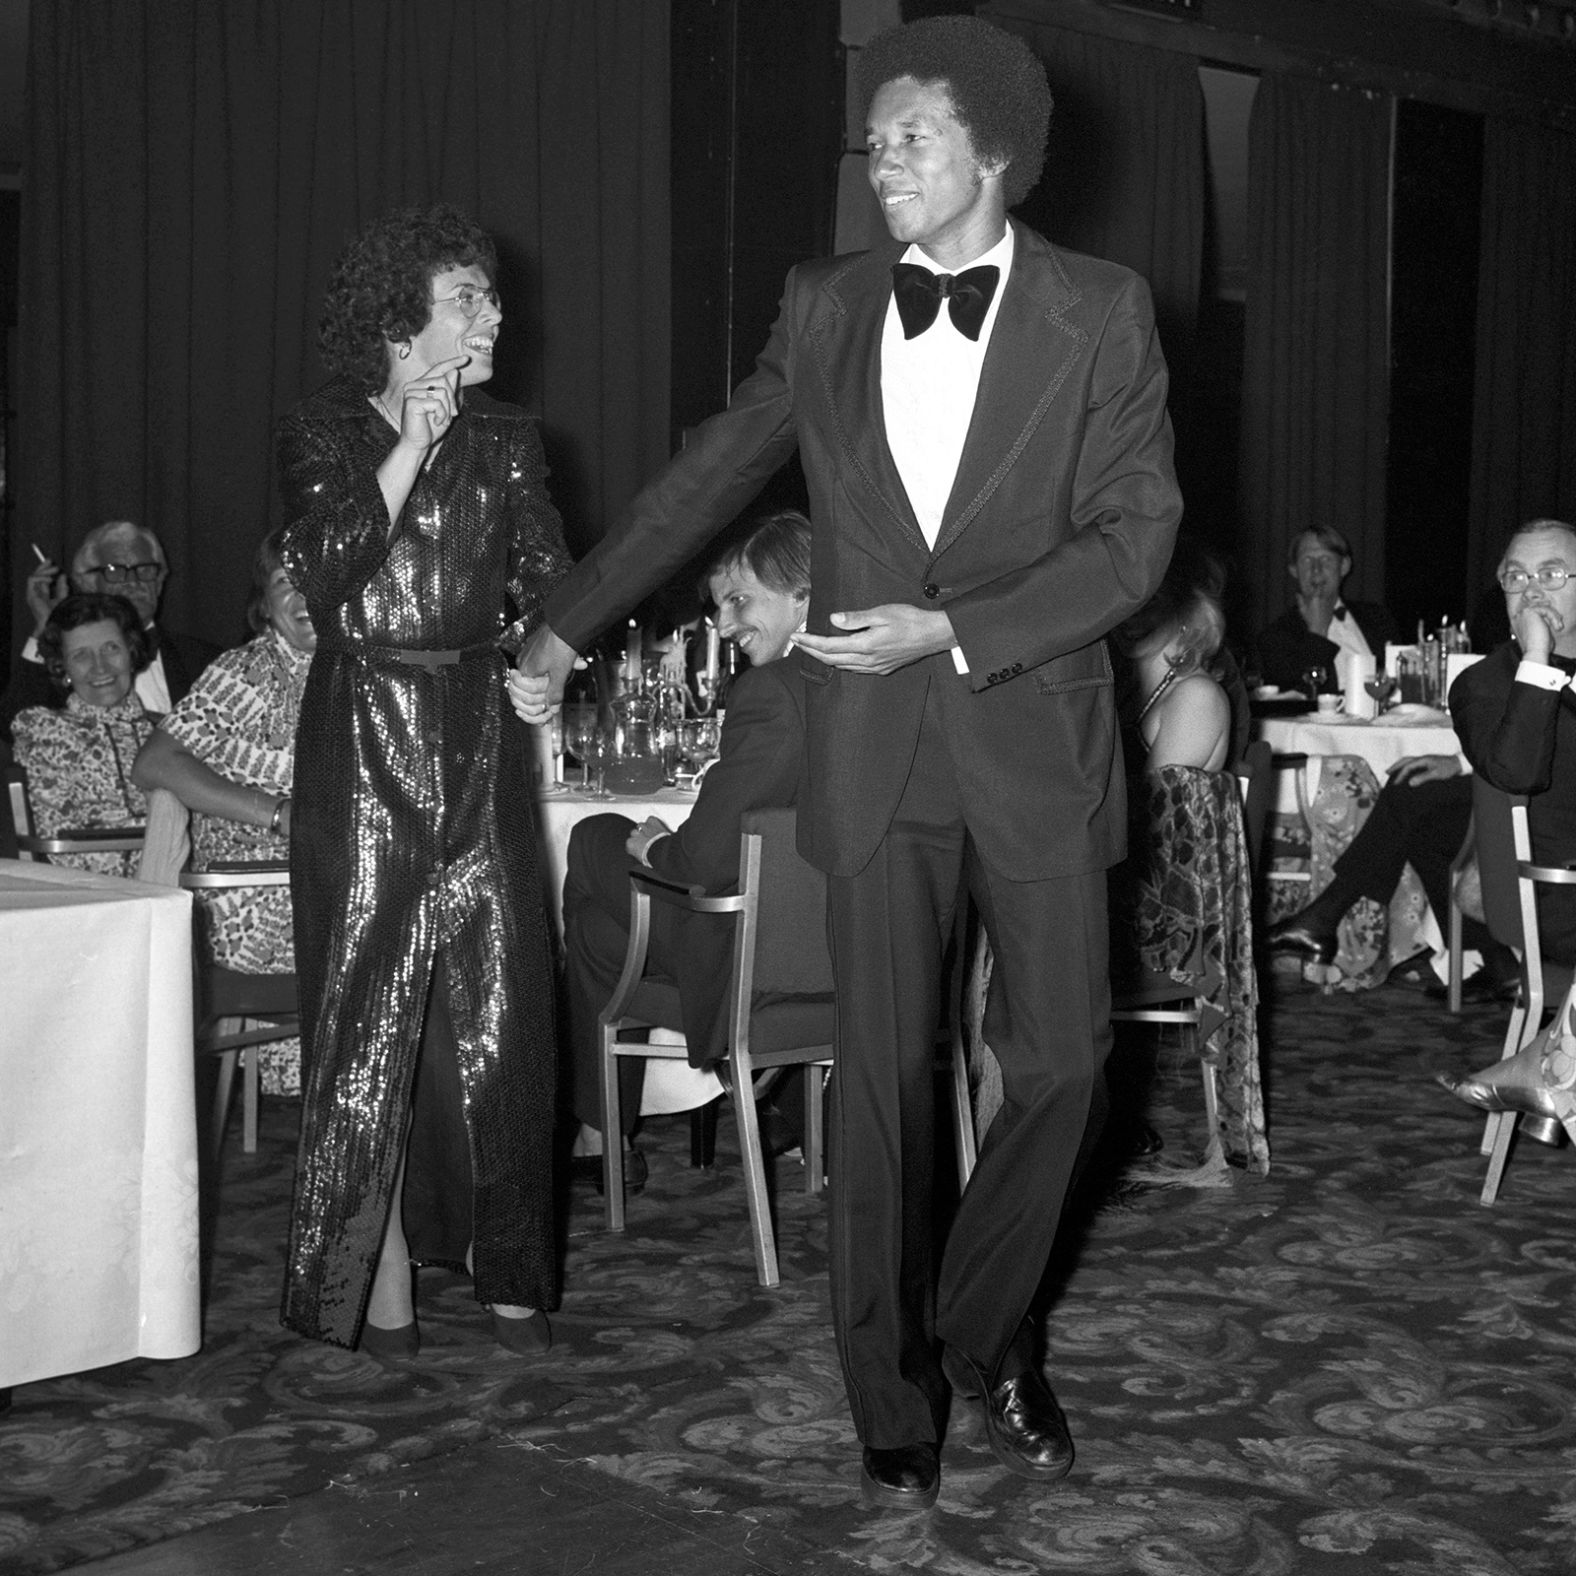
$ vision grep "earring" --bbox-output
[397,342,412,360]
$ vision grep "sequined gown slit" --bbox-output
[277,378,571,1347]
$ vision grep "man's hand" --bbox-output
[791,605,956,675]
[625,816,671,866]
[1514,604,1560,665]
[507,624,578,723]
[1386,754,1461,788]
[1296,589,1340,637]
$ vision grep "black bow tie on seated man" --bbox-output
[891,263,1000,342]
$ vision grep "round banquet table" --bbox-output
[0,861,201,1388]
[1254,708,1467,989]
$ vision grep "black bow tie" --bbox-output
[891,262,1000,342]
[1332,605,1348,622]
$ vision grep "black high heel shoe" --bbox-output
[490,1308,552,1355]
[359,1319,420,1360]
[1265,914,1338,966]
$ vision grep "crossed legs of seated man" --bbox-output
[828,760,1106,1509]
[1269,768,1517,994]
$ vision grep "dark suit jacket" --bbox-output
[0,624,218,740]
[547,221,1181,881]
[1254,600,1399,692]
[1450,640,1576,955]
[653,658,807,1064]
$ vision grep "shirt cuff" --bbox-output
[21,636,41,664]
[1514,659,1568,692]
[951,645,969,676]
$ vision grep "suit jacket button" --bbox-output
[922,582,940,600]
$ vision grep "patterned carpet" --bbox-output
[2,975,1574,1575]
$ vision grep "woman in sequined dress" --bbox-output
[12,593,158,876]
[131,532,314,1094]
[276,204,573,1355]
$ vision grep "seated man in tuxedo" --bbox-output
[557,511,811,1186]
[3,519,218,737]
[1254,525,1398,693]
[1438,516,1576,1140]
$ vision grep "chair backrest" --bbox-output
[1,759,23,858]
[738,806,832,997]
[1470,773,1525,952]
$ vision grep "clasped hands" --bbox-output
[505,604,957,724]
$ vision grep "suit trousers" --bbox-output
[826,688,1112,1448]
[562,813,661,1134]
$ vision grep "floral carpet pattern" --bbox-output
[2,978,1574,1574]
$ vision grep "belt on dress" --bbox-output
[317,637,501,669]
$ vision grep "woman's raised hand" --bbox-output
[396,355,468,450]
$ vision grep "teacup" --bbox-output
[1315,694,1344,715]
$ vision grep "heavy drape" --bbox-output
[1239,75,1392,637]
[987,13,1205,382]
[16,0,668,650]
[1467,117,1576,591]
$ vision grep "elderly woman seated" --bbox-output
[12,592,159,876]
[131,531,314,1093]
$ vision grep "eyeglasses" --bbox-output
[89,561,163,585]
[1498,566,1572,593]
[432,285,500,318]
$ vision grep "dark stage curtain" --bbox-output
[15,0,668,651]
[991,15,1205,376]
[1467,117,1576,590]
[1239,75,1392,639]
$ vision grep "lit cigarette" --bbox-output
[31,542,48,565]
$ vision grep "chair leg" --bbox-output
[210,1048,239,1164]
[804,1066,826,1195]
[690,1096,720,1169]
[1480,1112,1517,1205]
[1200,1059,1221,1145]
[601,1030,627,1233]
[729,1057,780,1287]
[242,1042,260,1153]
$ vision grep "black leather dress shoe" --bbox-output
[944,1348,1074,1482]
[860,1443,940,1510]
[1265,915,1337,966]
[570,1148,648,1196]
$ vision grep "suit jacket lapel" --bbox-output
[934,224,1088,557]
[808,246,930,556]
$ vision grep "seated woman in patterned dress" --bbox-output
[131,532,315,1093]
[1108,543,1268,1174]
[12,592,159,876]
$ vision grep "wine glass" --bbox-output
[689,717,721,784]
[582,726,614,799]
[1364,668,1397,714]
[563,702,599,791]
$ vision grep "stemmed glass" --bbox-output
[1364,668,1397,715]
[563,702,599,792]
[688,717,721,784]
[1300,665,1326,707]
[581,727,613,799]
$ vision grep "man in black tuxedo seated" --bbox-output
[3,519,219,739]
[1254,525,1398,694]
[561,511,811,1187]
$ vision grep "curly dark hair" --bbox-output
[38,592,152,691]
[245,528,290,635]
[856,16,1053,209]
[318,203,499,393]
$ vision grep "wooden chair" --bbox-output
[4,760,145,865]
[1467,777,1576,1203]
[139,788,298,1160]
[597,805,974,1287]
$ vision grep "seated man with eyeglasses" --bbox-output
[3,519,219,739]
[1269,518,1576,1001]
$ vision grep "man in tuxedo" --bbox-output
[558,512,811,1184]
[515,16,1180,1507]
[1253,525,1399,693]
[3,520,217,736]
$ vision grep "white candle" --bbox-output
[625,619,642,687]
[704,618,720,684]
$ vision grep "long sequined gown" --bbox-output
[277,377,572,1346]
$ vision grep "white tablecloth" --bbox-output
[1257,713,1463,791]
[0,861,201,1387]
